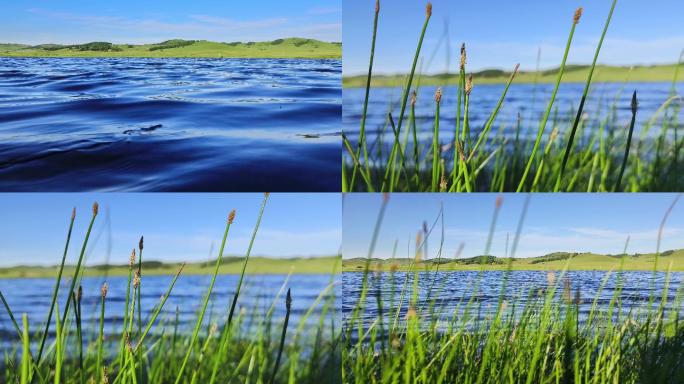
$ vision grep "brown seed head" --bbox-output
[631,91,638,114]
[264,192,270,198]
[228,209,236,224]
[103,367,109,384]
[71,207,76,220]
[573,7,583,24]
[138,236,144,251]
[129,249,136,267]
[101,282,108,298]
[375,0,380,14]
[513,63,520,75]
[406,305,417,320]
[457,140,466,161]
[546,271,556,286]
[92,202,99,216]
[439,175,447,192]
[426,2,432,18]
[465,75,473,95]
[382,192,390,204]
[435,88,442,104]
[410,90,417,107]
[495,195,504,209]
[460,43,466,70]
[133,271,141,289]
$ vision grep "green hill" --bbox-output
[0,255,341,278]
[0,38,341,59]
[343,249,684,271]
[343,63,683,87]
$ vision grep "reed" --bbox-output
[343,194,684,383]
[1,198,339,384]
[343,0,684,192]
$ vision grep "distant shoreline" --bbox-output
[343,63,683,87]
[0,38,342,59]
[343,250,684,272]
[0,256,341,278]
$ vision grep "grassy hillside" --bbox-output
[343,63,683,87]
[0,38,341,59]
[343,250,684,272]
[0,255,340,278]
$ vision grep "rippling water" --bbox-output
[343,82,684,147]
[0,58,341,191]
[343,271,684,331]
[0,274,338,347]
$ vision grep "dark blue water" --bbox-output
[343,270,684,331]
[0,58,341,191]
[0,273,339,348]
[343,82,684,147]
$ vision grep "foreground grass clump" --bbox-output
[1,194,341,384]
[343,194,684,383]
[342,0,684,192]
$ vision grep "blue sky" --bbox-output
[0,0,341,45]
[344,0,684,75]
[0,193,341,267]
[343,193,684,260]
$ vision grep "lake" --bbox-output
[343,270,684,332]
[0,273,338,347]
[0,58,341,191]
[343,82,684,147]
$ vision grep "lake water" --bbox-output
[0,58,341,191]
[343,270,684,332]
[0,273,338,347]
[343,82,684,147]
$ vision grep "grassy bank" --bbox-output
[0,256,341,278]
[343,250,684,272]
[0,38,341,59]
[1,195,341,383]
[343,64,684,87]
[343,194,684,383]
[343,1,684,192]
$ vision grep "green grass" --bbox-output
[343,64,684,87]
[343,249,684,272]
[343,194,684,383]
[343,1,684,192]
[0,38,341,59]
[0,256,341,278]
[1,195,341,384]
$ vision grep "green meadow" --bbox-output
[0,256,341,279]
[0,38,341,59]
[343,64,684,88]
[343,249,684,272]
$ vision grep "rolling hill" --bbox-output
[0,38,341,59]
[343,249,684,271]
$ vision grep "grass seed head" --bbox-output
[129,249,136,267]
[406,305,417,320]
[460,43,466,70]
[440,174,447,192]
[383,192,390,203]
[228,209,236,224]
[465,74,473,95]
[286,287,292,310]
[546,271,556,286]
[138,236,144,251]
[103,367,109,384]
[77,285,82,301]
[495,195,504,209]
[410,90,417,107]
[426,2,432,18]
[101,282,108,298]
[631,91,638,114]
[71,207,76,220]
[134,270,141,289]
[435,87,442,104]
[375,0,379,14]
[573,7,583,24]
[92,202,99,216]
